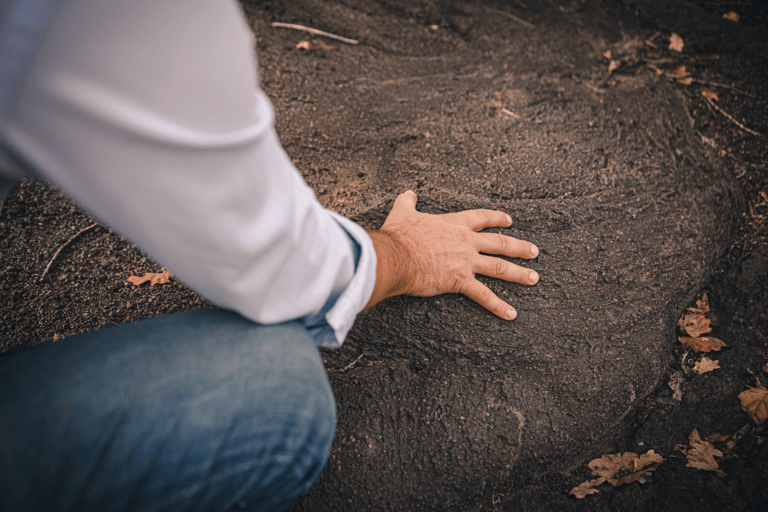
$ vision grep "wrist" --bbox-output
[365,229,412,309]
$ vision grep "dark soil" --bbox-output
[1,1,766,510]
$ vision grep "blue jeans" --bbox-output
[0,310,336,512]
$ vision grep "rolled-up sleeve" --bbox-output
[1,0,376,347]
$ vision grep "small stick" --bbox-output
[41,222,98,280]
[686,78,756,99]
[340,353,364,372]
[571,75,606,94]
[485,6,535,29]
[501,107,520,118]
[704,96,766,139]
[271,22,359,45]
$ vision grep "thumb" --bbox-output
[393,190,418,210]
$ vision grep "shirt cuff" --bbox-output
[302,211,376,348]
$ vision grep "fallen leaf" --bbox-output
[759,191,768,202]
[127,268,173,287]
[678,312,712,337]
[608,60,621,73]
[739,387,768,425]
[677,77,693,86]
[701,90,719,102]
[570,477,605,499]
[678,336,726,352]
[52,333,64,341]
[694,357,720,374]
[722,11,739,23]
[603,50,612,60]
[588,450,663,487]
[296,40,311,50]
[685,429,725,476]
[669,370,684,401]
[669,33,684,52]
[687,299,710,314]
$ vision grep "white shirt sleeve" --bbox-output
[1,0,376,347]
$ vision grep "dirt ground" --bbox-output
[1,0,766,510]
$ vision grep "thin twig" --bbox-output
[340,353,364,372]
[689,78,755,98]
[501,107,520,119]
[271,22,359,45]
[511,0,528,8]
[484,6,535,29]
[40,222,98,280]
[571,75,606,94]
[704,96,766,139]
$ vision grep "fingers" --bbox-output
[393,190,417,210]
[454,208,513,231]
[460,279,517,320]
[475,232,539,259]
[474,255,539,285]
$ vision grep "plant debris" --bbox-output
[678,336,726,352]
[571,450,663,498]
[694,357,720,374]
[738,387,768,425]
[668,370,684,401]
[722,11,739,23]
[668,33,684,52]
[683,429,725,477]
[127,268,173,287]
[678,312,712,337]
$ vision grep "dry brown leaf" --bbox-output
[127,268,173,287]
[678,336,726,352]
[706,433,730,443]
[701,90,720,102]
[739,387,768,425]
[52,333,64,341]
[687,299,710,314]
[569,477,605,499]
[296,40,311,50]
[670,65,689,78]
[588,450,663,487]
[677,77,693,86]
[723,11,739,23]
[685,429,725,476]
[603,50,612,60]
[678,312,712,337]
[669,33,684,52]
[608,60,620,73]
[694,357,720,374]
[759,191,768,203]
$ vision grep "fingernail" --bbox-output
[505,214,512,224]
[530,244,539,258]
[506,308,517,320]
[529,270,539,284]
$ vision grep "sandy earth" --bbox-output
[1,1,766,510]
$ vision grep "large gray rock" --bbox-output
[247,0,745,508]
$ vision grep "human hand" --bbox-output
[366,190,539,320]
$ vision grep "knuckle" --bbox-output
[495,233,509,251]
[494,258,507,277]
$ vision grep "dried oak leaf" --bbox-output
[669,33,684,52]
[608,60,621,74]
[694,357,720,374]
[678,312,712,337]
[588,450,663,487]
[603,50,612,60]
[679,336,725,352]
[669,370,684,401]
[570,477,606,499]
[701,90,720,102]
[706,433,730,443]
[127,268,173,287]
[670,65,689,78]
[738,387,768,425]
[685,429,725,476]
[687,299,710,315]
[723,11,739,23]
[759,191,768,203]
